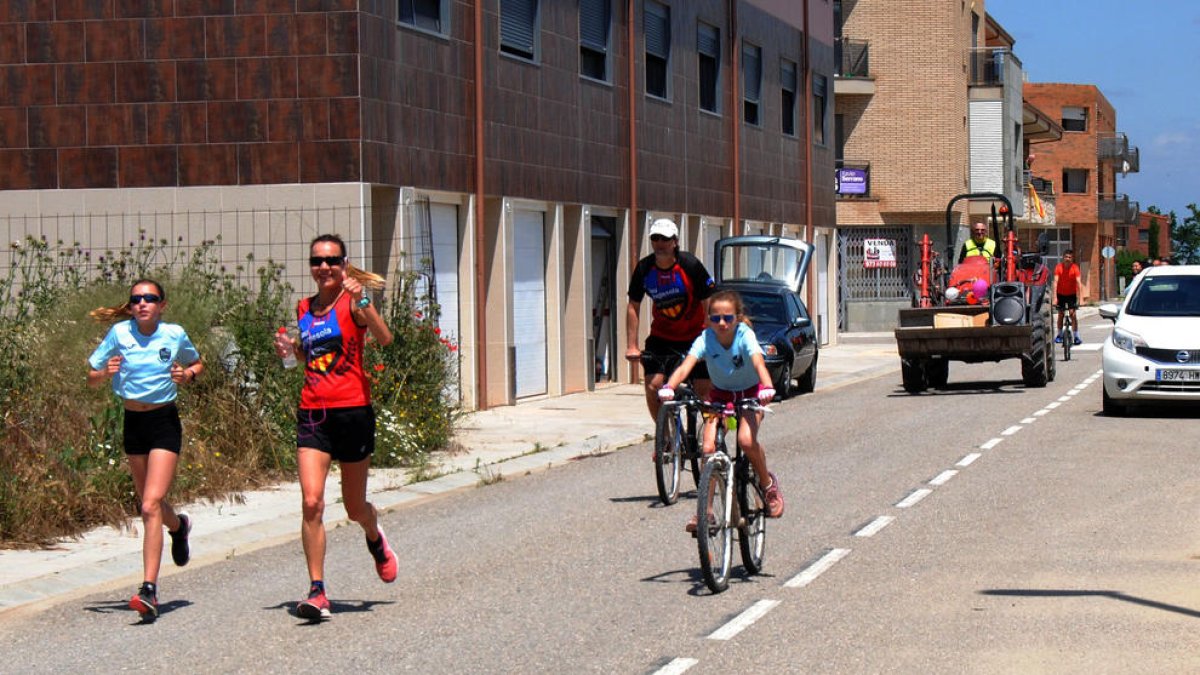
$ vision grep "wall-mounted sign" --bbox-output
[863,238,896,268]
[836,167,869,195]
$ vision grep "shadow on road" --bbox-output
[888,379,1028,397]
[980,589,1200,619]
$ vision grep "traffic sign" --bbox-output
[1101,246,1116,259]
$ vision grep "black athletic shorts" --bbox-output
[1056,293,1078,311]
[123,403,183,455]
[296,405,376,463]
[641,334,710,380]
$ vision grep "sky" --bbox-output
[989,0,1200,220]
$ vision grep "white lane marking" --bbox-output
[896,488,932,509]
[1001,425,1023,436]
[653,658,698,675]
[785,548,851,588]
[930,470,958,486]
[1057,396,1071,402]
[981,438,1003,450]
[1074,344,1102,351]
[708,599,781,640]
[957,453,981,467]
[854,515,895,537]
[1033,409,1050,417]
[1021,417,1037,424]
[1046,401,1062,409]
[1068,388,1083,396]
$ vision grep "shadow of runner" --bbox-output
[84,598,193,623]
[981,589,1200,619]
[263,599,396,624]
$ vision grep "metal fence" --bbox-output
[837,226,913,330]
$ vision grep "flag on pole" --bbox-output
[1027,183,1045,220]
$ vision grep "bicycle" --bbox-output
[1058,308,1073,361]
[642,353,702,506]
[693,397,770,594]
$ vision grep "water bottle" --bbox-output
[278,326,297,369]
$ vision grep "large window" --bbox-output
[579,0,611,81]
[1062,168,1088,193]
[644,0,670,99]
[813,74,827,144]
[781,58,797,136]
[1062,106,1088,132]
[742,42,762,126]
[398,0,443,33]
[500,0,539,60]
[697,22,720,113]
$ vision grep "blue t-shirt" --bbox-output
[688,323,763,391]
[88,319,201,404]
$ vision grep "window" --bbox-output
[1062,106,1088,132]
[1062,168,1088,193]
[813,74,828,144]
[1138,229,1150,244]
[697,22,720,113]
[644,0,670,99]
[398,0,442,32]
[500,0,539,60]
[742,42,762,126]
[781,59,797,136]
[579,0,610,81]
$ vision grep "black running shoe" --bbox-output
[170,513,191,567]
[129,585,158,618]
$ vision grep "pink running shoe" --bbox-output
[369,528,398,583]
[764,472,785,518]
[296,588,331,620]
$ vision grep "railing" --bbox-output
[1098,194,1138,224]
[835,159,871,198]
[969,48,1021,86]
[835,38,870,79]
[1098,132,1141,174]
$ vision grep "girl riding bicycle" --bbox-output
[658,290,784,531]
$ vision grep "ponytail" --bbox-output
[345,263,385,291]
[89,303,133,322]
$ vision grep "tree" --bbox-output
[1148,217,1161,259]
[1171,204,1200,264]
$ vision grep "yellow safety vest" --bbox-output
[963,238,996,259]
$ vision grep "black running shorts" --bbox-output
[123,403,183,455]
[1056,293,1078,311]
[296,405,376,463]
[642,334,709,380]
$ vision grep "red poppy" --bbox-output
[374,363,386,372]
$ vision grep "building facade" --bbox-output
[0,0,836,410]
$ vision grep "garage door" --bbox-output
[513,210,547,398]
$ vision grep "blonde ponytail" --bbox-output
[346,263,385,290]
[89,303,133,322]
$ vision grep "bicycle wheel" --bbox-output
[696,452,733,593]
[654,404,684,505]
[1062,323,1072,361]
[736,460,767,575]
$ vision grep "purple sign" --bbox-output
[836,167,868,195]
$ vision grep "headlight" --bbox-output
[1111,327,1146,354]
[761,343,778,356]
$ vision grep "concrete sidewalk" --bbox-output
[0,336,900,617]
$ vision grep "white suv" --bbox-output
[1099,265,1200,416]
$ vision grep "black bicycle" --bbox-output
[694,397,770,594]
[642,353,702,505]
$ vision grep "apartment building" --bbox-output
[1022,83,1140,302]
[1128,210,1172,261]
[0,0,835,410]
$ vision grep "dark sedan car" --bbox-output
[713,235,818,399]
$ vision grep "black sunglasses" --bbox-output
[129,293,162,305]
[650,235,673,243]
[709,314,736,324]
[309,256,346,267]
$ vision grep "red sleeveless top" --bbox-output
[297,292,370,410]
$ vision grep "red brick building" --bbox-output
[1127,210,1172,260]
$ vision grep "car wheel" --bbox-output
[1102,386,1125,417]
[796,354,817,394]
[774,363,792,400]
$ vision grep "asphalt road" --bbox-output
[3,315,1199,673]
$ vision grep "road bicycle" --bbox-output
[642,353,702,505]
[693,397,770,594]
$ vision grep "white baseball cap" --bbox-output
[648,218,678,239]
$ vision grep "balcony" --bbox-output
[1099,193,1139,224]
[834,38,874,96]
[1022,178,1056,225]
[835,159,871,198]
[1098,132,1141,173]
[969,48,1022,86]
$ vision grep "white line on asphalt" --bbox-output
[896,488,933,508]
[1033,409,1050,416]
[1001,425,1022,436]
[785,548,851,588]
[1074,344,1102,351]
[708,600,782,640]
[930,470,958,486]
[1046,401,1062,409]
[957,453,981,467]
[1021,417,1037,424]
[854,515,895,537]
[1068,388,1083,396]
[1057,396,1071,402]
[653,658,699,675]
[981,438,1003,450]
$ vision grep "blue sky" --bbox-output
[990,0,1200,221]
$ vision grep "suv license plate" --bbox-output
[1156,369,1200,382]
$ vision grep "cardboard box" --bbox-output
[934,312,987,328]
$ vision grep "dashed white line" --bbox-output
[981,438,1003,450]
[1057,396,1071,402]
[957,453,981,467]
[785,548,851,588]
[1001,425,1023,436]
[1021,417,1037,424]
[1068,388,1083,396]
[930,469,958,486]
[1033,409,1050,417]
[896,488,932,509]
[653,658,698,675]
[708,599,781,640]
[1046,401,1062,409]
[854,515,895,537]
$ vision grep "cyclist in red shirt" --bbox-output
[1054,249,1082,346]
